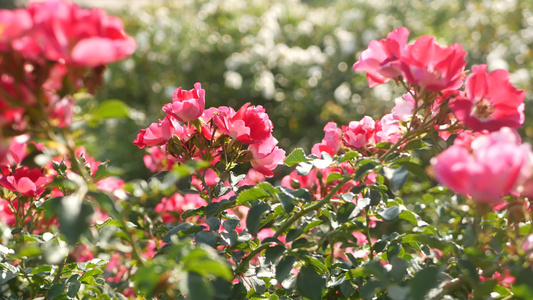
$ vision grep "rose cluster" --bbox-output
[133,83,285,178]
[354,27,528,206]
[0,0,136,162]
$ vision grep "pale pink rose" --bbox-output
[448,65,525,132]
[353,27,410,87]
[391,93,416,122]
[311,122,342,157]
[48,95,74,128]
[342,116,377,148]
[163,82,206,123]
[248,136,286,178]
[0,134,29,167]
[400,36,466,92]
[214,103,273,145]
[431,127,530,204]
[375,114,403,145]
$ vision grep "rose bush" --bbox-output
[2,1,533,299]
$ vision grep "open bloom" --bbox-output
[342,116,377,149]
[214,103,273,145]
[133,116,186,149]
[0,166,51,197]
[431,127,531,204]
[163,82,205,123]
[448,64,525,132]
[19,0,136,66]
[248,136,286,178]
[400,36,466,92]
[353,27,409,87]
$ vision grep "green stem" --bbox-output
[365,212,374,259]
[234,242,274,275]
[273,176,352,239]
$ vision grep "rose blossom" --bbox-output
[248,136,286,178]
[0,166,51,197]
[431,127,531,204]
[400,36,466,92]
[342,116,377,149]
[448,64,525,132]
[353,27,410,87]
[133,116,186,149]
[162,82,205,123]
[311,122,342,157]
[214,103,273,145]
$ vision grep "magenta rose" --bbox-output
[0,166,50,197]
[214,103,273,145]
[400,36,466,92]
[448,64,525,132]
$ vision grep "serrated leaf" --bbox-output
[380,206,400,222]
[339,151,360,163]
[296,162,314,176]
[326,172,343,183]
[399,210,428,227]
[276,255,297,283]
[284,148,309,167]
[386,167,408,192]
[337,202,356,223]
[236,187,271,205]
[246,202,270,236]
[187,272,214,300]
[402,140,429,151]
[394,161,427,179]
[80,268,103,283]
[163,223,206,243]
[47,283,66,300]
[296,265,325,300]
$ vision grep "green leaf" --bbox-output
[79,268,104,283]
[47,283,66,300]
[409,266,440,300]
[195,231,218,247]
[265,245,286,265]
[326,172,343,183]
[399,210,428,227]
[164,223,206,243]
[337,202,356,223]
[246,202,270,236]
[339,151,360,163]
[276,255,297,283]
[402,140,429,151]
[0,269,17,284]
[187,272,214,300]
[296,266,325,300]
[394,161,427,179]
[89,99,130,120]
[67,280,81,298]
[277,192,295,214]
[354,161,379,181]
[386,167,408,192]
[236,187,271,205]
[340,280,356,298]
[380,206,400,222]
[284,148,309,167]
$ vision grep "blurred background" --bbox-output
[6,0,533,179]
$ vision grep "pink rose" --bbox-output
[353,27,410,87]
[342,116,377,149]
[311,122,342,157]
[0,134,29,167]
[448,64,525,132]
[248,136,286,178]
[25,0,136,66]
[391,93,416,122]
[0,166,51,197]
[400,36,466,92]
[133,116,185,149]
[431,127,531,204]
[214,103,273,145]
[162,82,206,123]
